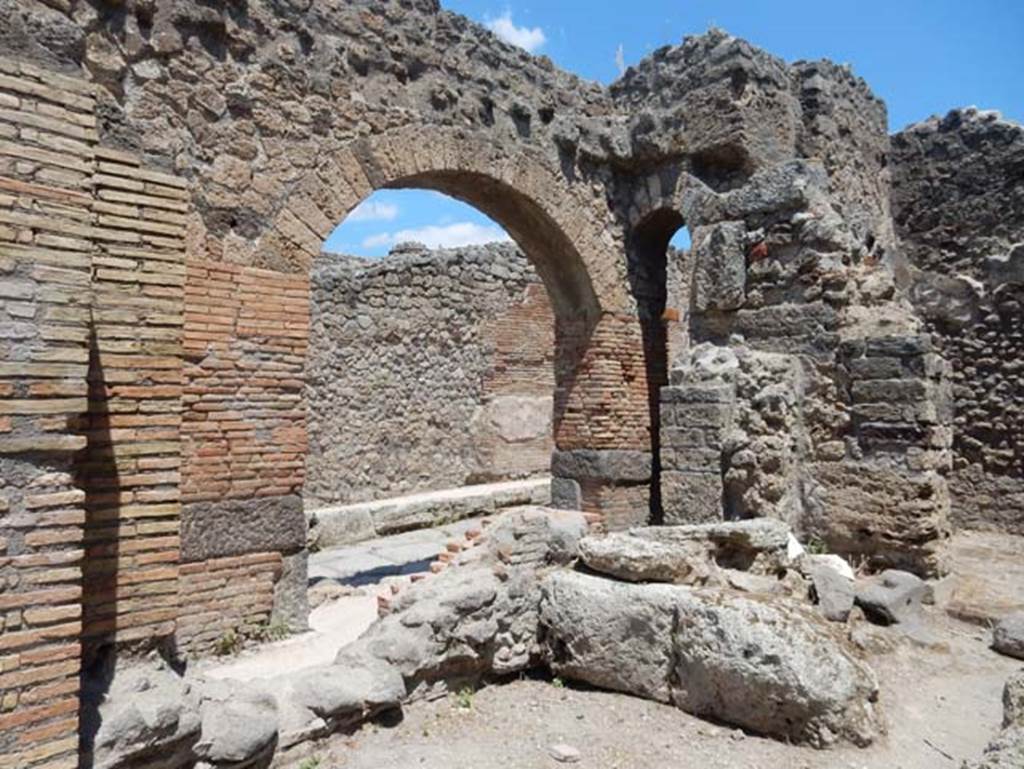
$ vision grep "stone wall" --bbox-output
[306,242,554,508]
[891,109,1024,534]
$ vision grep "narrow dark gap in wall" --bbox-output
[628,209,687,526]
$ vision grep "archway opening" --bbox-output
[627,209,692,524]
[305,175,599,552]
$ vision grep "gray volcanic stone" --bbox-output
[854,569,932,625]
[551,449,653,482]
[993,614,1024,660]
[82,657,201,769]
[193,678,278,767]
[806,560,855,622]
[692,220,747,311]
[263,658,405,748]
[550,477,582,510]
[181,494,306,561]
[630,518,792,572]
[540,571,881,747]
[579,533,713,584]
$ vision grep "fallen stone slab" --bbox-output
[630,518,793,572]
[540,570,881,747]
[993,613,1024,660]
[262,657,405,749]
[578,532,714,584]
[804,556,855,622]
[855,569,932,625]
[309,478,552,548]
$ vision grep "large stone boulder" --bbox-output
[336,507,589,699]
[80,656,202,769]
[629,518,793,573]
[192,679,278,768]
[261,657,405,749]
[539,570,882,747]
[803,556,856,622]
[854,569,932,625]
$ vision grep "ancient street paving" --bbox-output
[309,517,483,586]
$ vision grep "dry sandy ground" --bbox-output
[289,611,1020,769]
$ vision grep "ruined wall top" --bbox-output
[891,107,1024,284]
[1,0,899,283]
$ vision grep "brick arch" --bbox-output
[263,125,631,320]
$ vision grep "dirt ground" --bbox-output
[289,608,1019,769]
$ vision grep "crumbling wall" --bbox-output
[657,155,953,576]
[0,4,980,762]
[891,109,1024,534]
[306,242,555,508]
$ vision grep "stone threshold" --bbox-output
[307,476,552,548]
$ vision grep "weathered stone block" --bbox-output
[551,449,652,483]
[661,471,722,524]
[181,495,306,562]
[692,221,747,312]
[551,477,582,511]
[540,571,882,747]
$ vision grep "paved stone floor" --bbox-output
[309,517,483,586]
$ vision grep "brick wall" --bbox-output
[181,260,309,507]
[553,312,657,527]
[554,312,653,452]
[178,259,309,643]
[79,151,187,653]
[0,56,96,769]
[174,552,282,657]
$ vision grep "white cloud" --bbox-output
[486,11,547,53]
[615,44,626,76]
[362,222,511,251]
[346,200,399,223]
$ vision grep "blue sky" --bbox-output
[325,1,1023,257]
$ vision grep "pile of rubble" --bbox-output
[84,507,1024,768]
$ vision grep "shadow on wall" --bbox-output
[75,326,117,765]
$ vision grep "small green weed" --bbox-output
[256,618,292,642]
[298,757,321,769]
[805,537,828,555]
[453,686,475,710]
[214,629,242,656]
